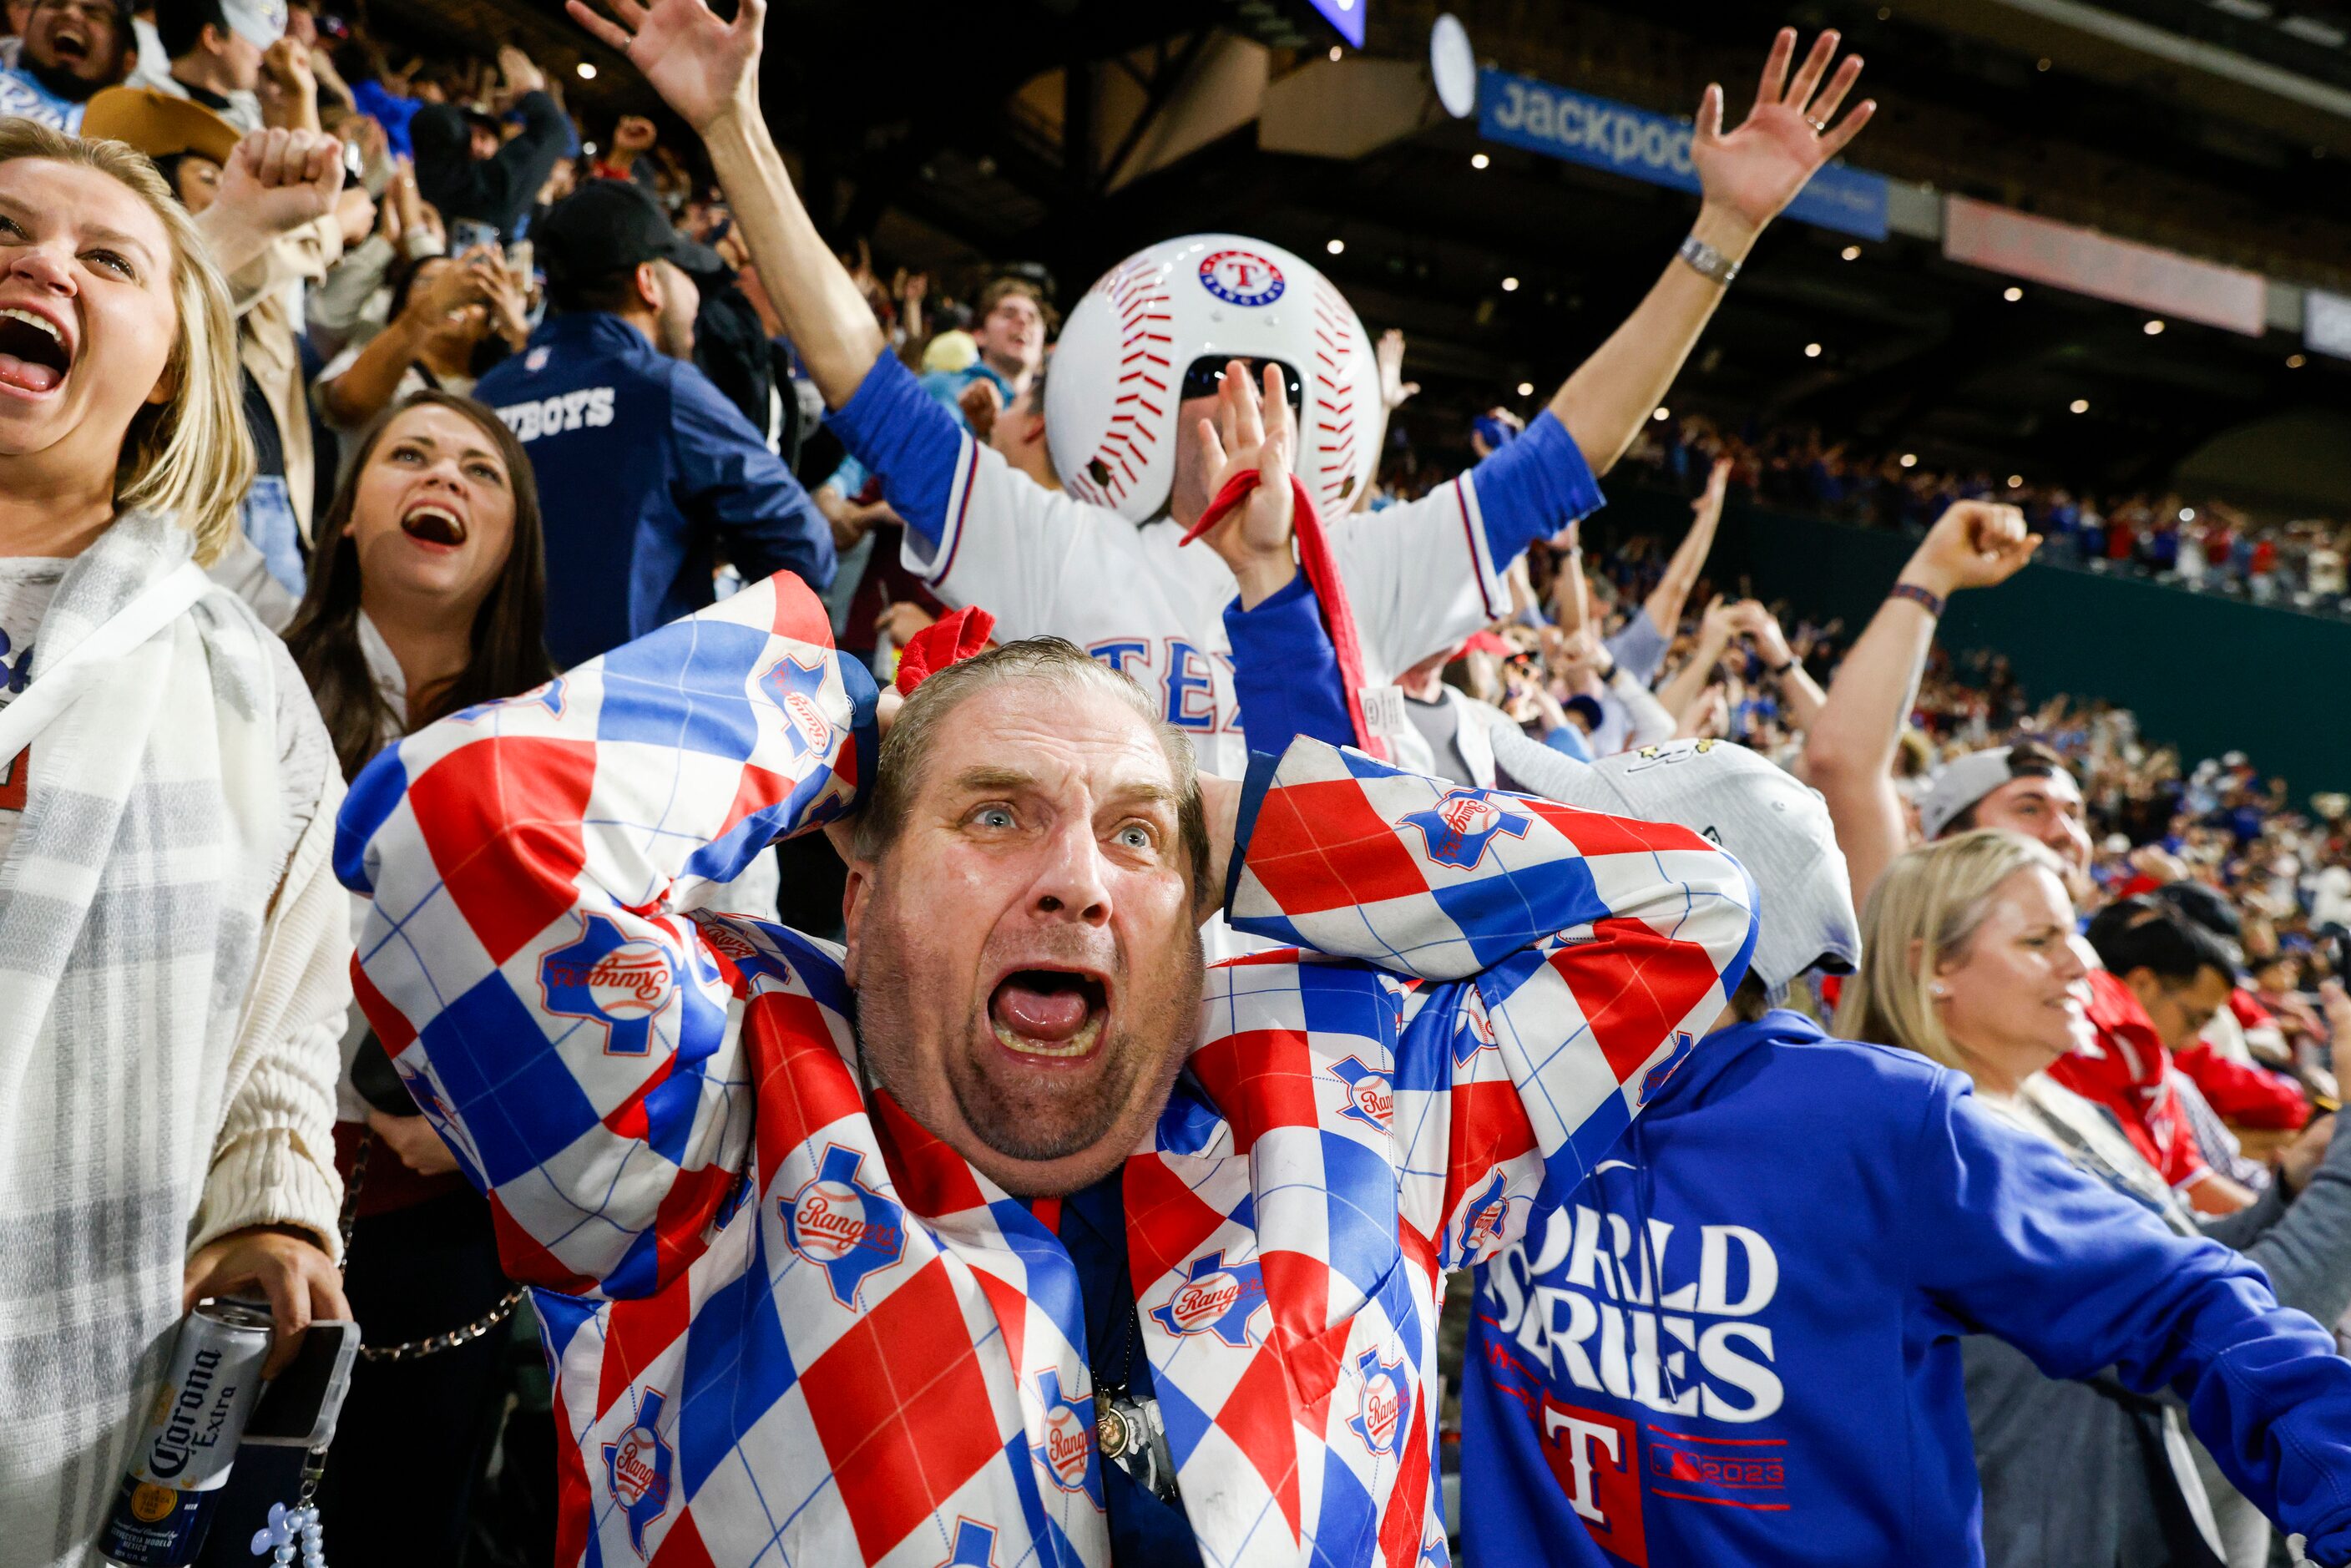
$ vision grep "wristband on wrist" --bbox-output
[1765,656,1796,676]
[1676,233,1741,287]
[1595,652,1619,684]
[1889,582,1946,619]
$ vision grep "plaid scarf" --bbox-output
[0,513,328,1565]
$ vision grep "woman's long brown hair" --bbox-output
[286,391,556,781]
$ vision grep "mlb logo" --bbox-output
[1197,249,1287,306]
[1403,788,1531,871]
[538,913,677,1056]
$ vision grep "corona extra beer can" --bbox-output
[99,1299,272,1566]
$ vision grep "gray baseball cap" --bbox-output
[1917,743,2075,841]
[1537,738,1859,991]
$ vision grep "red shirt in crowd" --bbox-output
[2050,968,2209,1190]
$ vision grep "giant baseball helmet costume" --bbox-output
[1046,235,1384,524]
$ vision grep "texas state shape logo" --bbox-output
[603,1387,674,1559]
[1347,1347,1413,1459]
[783,1144,907,1309]
[935,1519,999,1567]
[1150,1249,1268,1348]
[1330,1055,1393,1134]
[1031,1368,1103,1507]
[539,912,675,1056]
[1403,789,1529,871]
[757,648,833,762]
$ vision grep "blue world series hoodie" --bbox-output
[1459,1012,2351,1568]
[1218,554,2351,1568]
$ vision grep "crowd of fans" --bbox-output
[1615,414,2351,613]
[3,2,2349,1565]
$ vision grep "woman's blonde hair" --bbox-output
[1833,828,2067,1078]
[0,119,251,564]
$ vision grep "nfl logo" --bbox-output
[524,346,549,372]
[1198,250,1287,306]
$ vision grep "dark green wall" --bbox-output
[1594,488,2351,800]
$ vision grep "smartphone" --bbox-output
[450,218,502,257]
[244,1319,361,1449]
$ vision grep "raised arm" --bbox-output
[334,575,877,1299]
[569,0,882,407]
[1551,30,1873,475]
[1643,455,1732,635]
[1800,502,2038,901]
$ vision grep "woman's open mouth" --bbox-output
[400,502,468,549]
[988,968,1109,1060]
[0,306,71,397]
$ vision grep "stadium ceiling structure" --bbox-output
[407,0,2351,508]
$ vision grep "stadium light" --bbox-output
[2288,353,2308,368]
[1653,407,1671,421]
[2037,58,2051,71]
[1841,245,1862,261]
[1329,45,1342,61]
[1471,153,1490,169]
[1502,276,1520,291]
[1327,239,1345,255]
[2144,319,2165,335]
[576,62,596,78]
[2180,508,2196,522]
[1899,453,1917,468]
[2009,473,2024,488]
[1804,342,1823,358]
[2003,286,2024,302]
[1517,381,1535,396]
[2070,398,2090,413]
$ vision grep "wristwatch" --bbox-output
[1676,233,1741,287]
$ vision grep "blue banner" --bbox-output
[1476,68,1888,241]
[1307,0,1365,48]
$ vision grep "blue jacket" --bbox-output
[1460,1012,2351,1568]
[475,312,833,669]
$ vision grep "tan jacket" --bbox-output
[226,218,343,544]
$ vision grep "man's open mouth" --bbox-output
[49,28,88,63]
[400,502,468,548]
[988,968,1108,1060]
[0,306,71,396]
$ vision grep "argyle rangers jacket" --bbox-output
[334,574,1757,1568]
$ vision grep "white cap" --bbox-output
[1540,739,1859,991]
[220,0,285,51]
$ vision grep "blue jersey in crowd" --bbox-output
[1460,1011,2351,1567]
[475,311,834,668]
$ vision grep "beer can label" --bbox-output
[98,1473,217,1567]
[127,1307,270,1490]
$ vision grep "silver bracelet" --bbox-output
[1677,233,1740,287]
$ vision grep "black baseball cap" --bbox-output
[536,178,720,287]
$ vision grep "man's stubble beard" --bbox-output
[851,885,1205,1180]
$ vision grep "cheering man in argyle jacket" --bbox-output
[335,437,1757,1561]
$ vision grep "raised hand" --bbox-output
[1377,327,1418,411]
[1692,28,1875,241]
[215,128,347,237]
[1904,502,2043,598]
[568,0,766,134]
[1194,360,1298,606]
[1694,453,1733,523]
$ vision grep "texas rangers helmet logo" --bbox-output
[758,649,833,761]
[1403,789,1530,871]
[1031,1369,1103,1506]
[1347,1347,1413,1458]
[602,1387,674,1559]
[1330,1055,1393,1133]
[540,912,675,1056]
[1149,1249,1267,1348]
[1198,249,1286,306]
[783,1144,907,1308]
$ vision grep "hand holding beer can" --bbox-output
[99,1299,274,1567]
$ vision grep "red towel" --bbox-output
[895,606,997,695]
[1179,469,1388,761]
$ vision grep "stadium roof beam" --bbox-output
[1895,0,2351,155]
